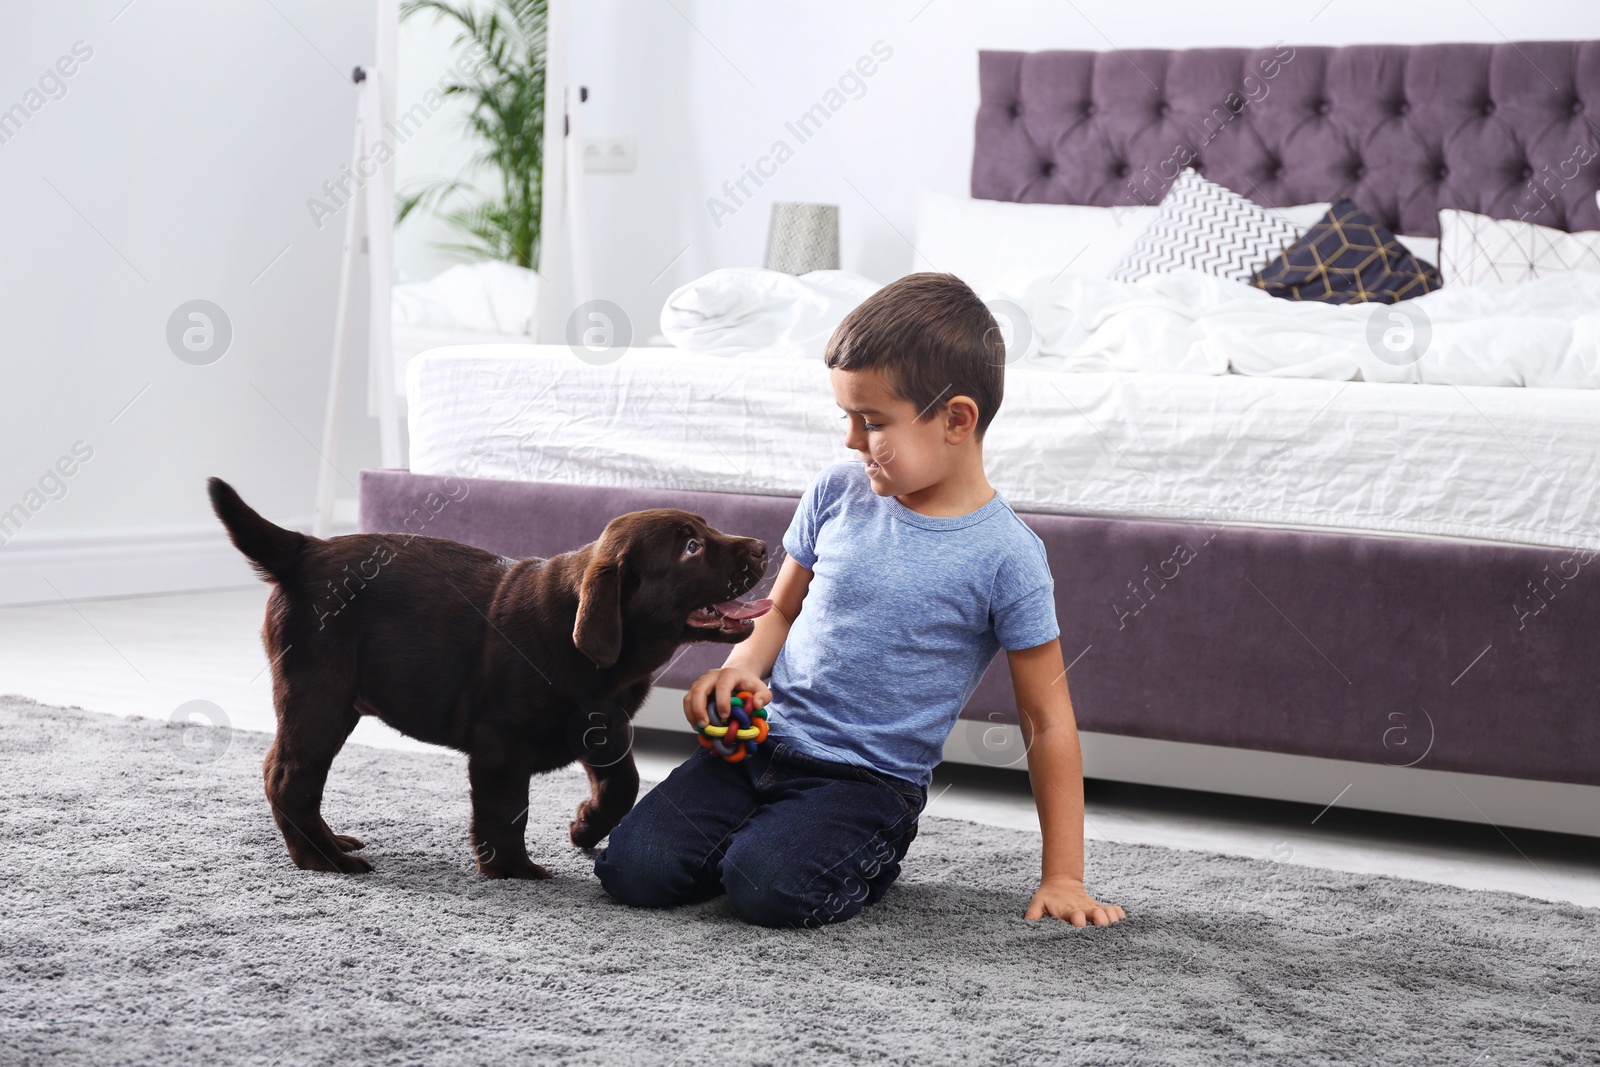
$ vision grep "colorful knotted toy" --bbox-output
[697,690,768,762]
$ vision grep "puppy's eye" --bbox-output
[683,538,702,557]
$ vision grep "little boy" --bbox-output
[594,272,1124,930]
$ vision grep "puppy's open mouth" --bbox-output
[686,596,774,632]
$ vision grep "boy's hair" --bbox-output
[823,272,1005,436]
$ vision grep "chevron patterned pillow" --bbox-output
[1438,208,1600,286]
[1110,169,1303,284]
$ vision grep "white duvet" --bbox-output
[659,268,881,360]
[391,261,539,334]
[993,268,1600,389]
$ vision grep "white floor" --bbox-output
[2,585,1596,909]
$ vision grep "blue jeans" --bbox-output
[594,738,927,929]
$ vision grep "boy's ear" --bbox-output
[945,394,980,443]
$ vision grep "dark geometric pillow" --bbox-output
[1251,199,1441,304]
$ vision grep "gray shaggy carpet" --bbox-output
[0,695,1594,1067]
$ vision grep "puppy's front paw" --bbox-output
[569,816,606,850]
[569,798,619,850]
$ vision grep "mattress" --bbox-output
[406,345,1600,551]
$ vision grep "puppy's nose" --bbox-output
[747,540,767,561]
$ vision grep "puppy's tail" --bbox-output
[207,477,309,584]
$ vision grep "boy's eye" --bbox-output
[862,423,881,432]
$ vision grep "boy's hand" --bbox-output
[684,668,771,729]
[1025,876,1125,927]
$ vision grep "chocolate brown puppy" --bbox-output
[207,478,770,879]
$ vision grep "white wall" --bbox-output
[0,0,380,603]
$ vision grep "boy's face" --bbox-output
[830,367,962,498]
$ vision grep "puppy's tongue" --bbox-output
[715,597,772,620]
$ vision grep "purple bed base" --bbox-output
[360,469,1600,789]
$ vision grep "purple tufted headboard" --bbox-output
[973,42,1600,236]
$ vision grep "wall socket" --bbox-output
[583,137,636,172]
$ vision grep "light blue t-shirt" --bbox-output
[767,461,1060,787]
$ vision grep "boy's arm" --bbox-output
[683,556,813,728]
[1007,638,1126,927]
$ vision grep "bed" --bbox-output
[362,40,1600,836]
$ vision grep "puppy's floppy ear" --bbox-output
[573,550,623,669]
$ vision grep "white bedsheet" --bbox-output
[407,345,1600,551]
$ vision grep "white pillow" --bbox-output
[1274,202,1338,229]
[1111,169,1305,284]
[1438,208,1600,286]
[915,190,1159,293]
[914,189,1328,295]
[1396,234,1439,267]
